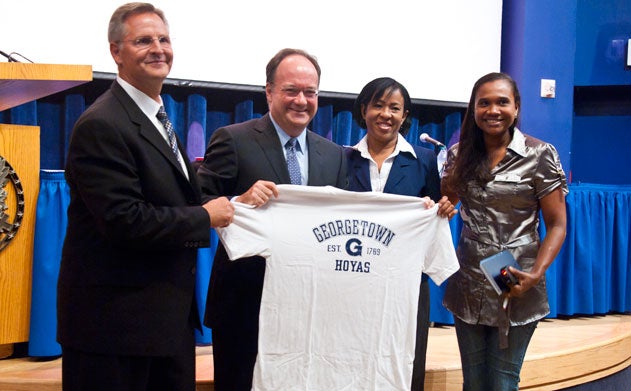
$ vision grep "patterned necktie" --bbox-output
[156,106,181,164]
[285,138,302,185]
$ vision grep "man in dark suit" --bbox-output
[197,48,347,390]
[57,3,234,390]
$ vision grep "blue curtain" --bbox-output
[554,183,631,315]
[29,170,69,356]
[7,90,630,356]
[185,94,207,161]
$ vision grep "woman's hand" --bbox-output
[436,196,458,219]
[506,267,541,298]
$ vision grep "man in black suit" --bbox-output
[57,3,234,390]
[197,48,347,390]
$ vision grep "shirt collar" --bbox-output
[507,127,527,157]
[353,133,417,160]
[270,114,307,152]
[117,76,162,118]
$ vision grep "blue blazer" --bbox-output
[345,145,441,201]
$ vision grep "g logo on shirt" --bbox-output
[335,238,371,273]
[345,238,363,256]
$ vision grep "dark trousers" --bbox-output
[211,324,259,391]
[61,341,195,391]
[208,256,265,391]
[411,281,430,391]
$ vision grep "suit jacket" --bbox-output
[198,113,347,327]
[58,80,211,356]
[345,144,441,200]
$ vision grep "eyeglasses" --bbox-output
[118,36,172,49]
[278,86,319,99]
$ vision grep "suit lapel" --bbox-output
[111,81,190,181]
[383,153,412,193]
[253,114,291,183]
[307,132,336,186]
[348,149,372,191]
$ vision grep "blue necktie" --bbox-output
[156,106,181,164]
[285,138,302,185]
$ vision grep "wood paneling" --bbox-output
[0,125,39,346]
[0,63,91,112]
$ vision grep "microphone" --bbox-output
[419,133,445,148]
[0,50,18,62]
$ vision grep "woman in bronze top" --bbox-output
[441,72,568,391]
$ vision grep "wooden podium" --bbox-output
[0,63,92,357]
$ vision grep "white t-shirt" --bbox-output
[216,185,459,390]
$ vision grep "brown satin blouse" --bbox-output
[442,128,568,328]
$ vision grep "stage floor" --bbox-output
[425,313,631,390]
[1,313,630,390]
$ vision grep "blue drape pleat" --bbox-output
[235,100,254,123]
[332,111,355,146]
[546,223,560,318]
[405,117,420,146]
[162,94,186,143]
[612,191,631,310]
[9,101,38,125]
[63,95,87,169]
[38,102,63,169]
[5,87,629,355]
[444,112,461,148]
[186,94,207,161]
[556,184,631,315]
[195,231,220,344]
[28,170,69,356]
[311,105,333,139]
